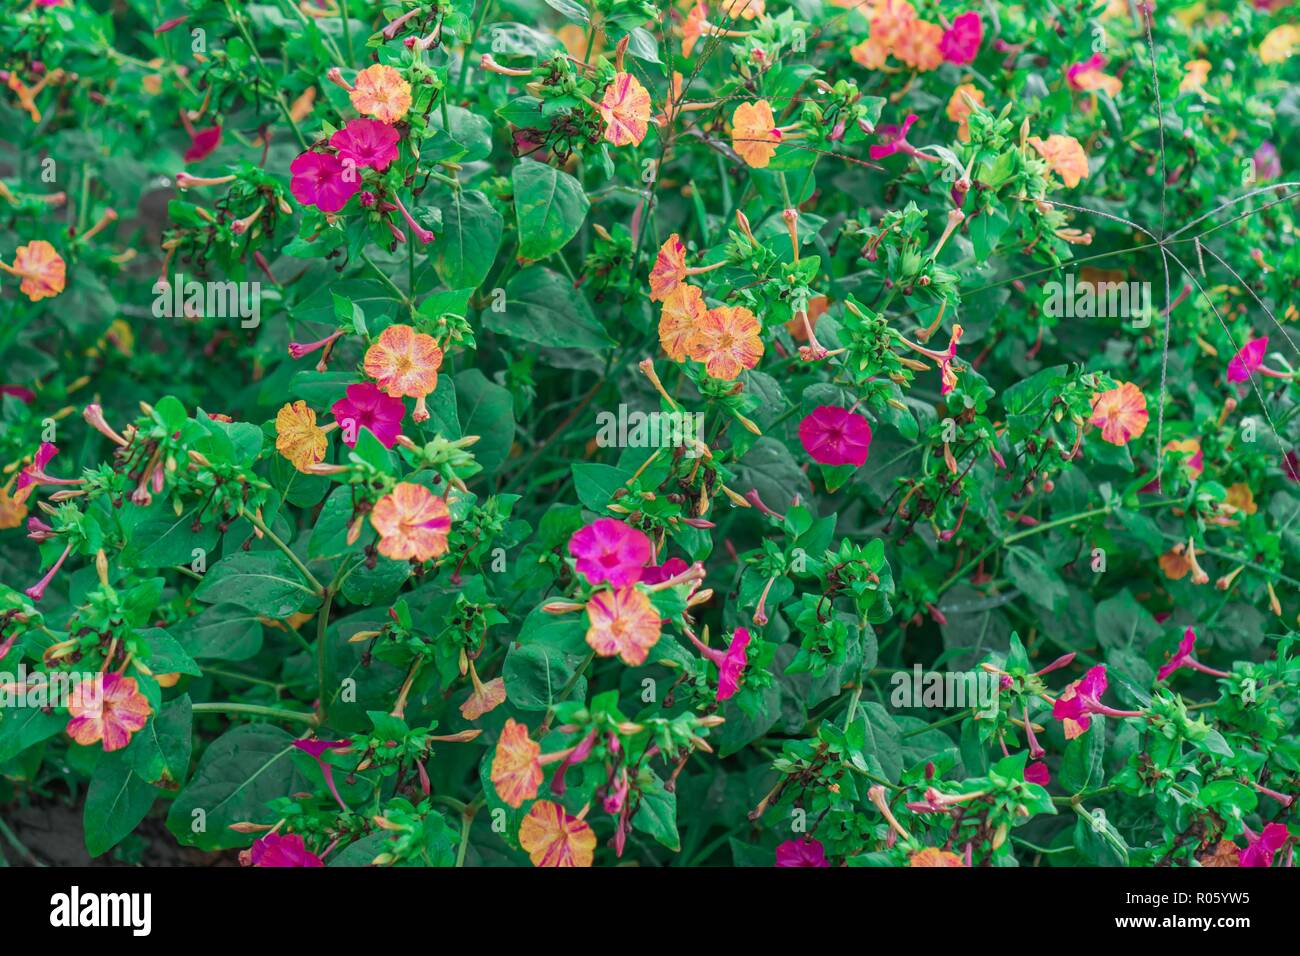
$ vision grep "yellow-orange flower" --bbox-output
[490,718,542,808]
[460,674,507,720]
[1180,59,1211,96]
[945,84,984,142]
[518,799,596,867]
[659,283,707,361]
[1028,134,1090,189]
[1224,482,1257,516]
[1158,543,1193,581]
[350,64,412,124]
[1,240,66,301]
[599,72,652,147]
[1260,24,1300,64]
[1069,59,1122,97]
[893,18,944,71]
[681,2,710,57]
[850,37,891,71]
[730,101,782,168]
[909,847,965,866]
[721,0,764,19]
[1088,381,1148,446]
[274,401,327,472]
[585,587,662,665]
[363,323,443,422]
[370,482,451,561]
[648,234,688,302]
[687,305,764,381]
[0,477,27,530]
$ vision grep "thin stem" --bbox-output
[192,702,319,726]
[242,507,326,597]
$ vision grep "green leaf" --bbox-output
[193,551,316,617]
[512,161,590,259]
[84,751,158,857]
[455,368,515,477]
[166,724,306,850]
[434,189,502,291]
[484,267,611,349]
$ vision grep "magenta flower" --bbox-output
[1025,761,1051,786]
[870,113,925,161]
[0,385,35,403]
[243,833,325,868]
[799,406,873,467]
[290,151,363,213]
[1157,627,1230,681]
[1066,53,1107,90]
[1253,141,1281,181]
[331,382,405,448]
[939,11,983,65]
[292,738,351,812]
[1227,336,1287,382]
[640,556,688,586]
[567,517,653,588]
[685,626,752,701]
[183,126,222,163]
[1051,665,1144,739]
[1239,823,1289,868]
[775,836,829,867]
[330,118,400,172]
[15,441,58,503]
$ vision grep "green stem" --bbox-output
[192,702,319,726]
[242,508,326,597]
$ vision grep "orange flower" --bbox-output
[1163,437,1203,478]
[363,323,443,422]
[461,664,507,720]
[1088,381,1148,445]
[687,305,764,381]
[585,587,662,665]
[649,234,688,302]
[490,718,542,808]
[1028,134,1090,189]
[370,482,451,561]
[1224,482,1257,516]
[681,2,710,56]
[0,240,66,301]
[1067,56,1122,97]
[66,674,151,753]
[599,72,652,147]
[518,800,597,867]
[274,401,327,472]
[731,100,783,168]
[350,64,412,124]
[1158,543,1194,581]
[0,477,26,530]
[659,283,707,361]
[1260,24,1300,64]
[945,84,984,142]
[909,847,965,866]
[893,18,944,71]
[850,37,891,71]
[1180,59,1211,95]
[721,0,764,19]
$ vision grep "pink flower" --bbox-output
[242,833,325,867]
[685,626,752,701]
[14,441,58,504]
[1239,823,1289,868]
[870,113,922,160]
[1051,665,1144,739]
[775,836,829,867]
[799,406,873,467]
[290,151,363,213]
[640,557,688,585]
[568,518,653,588]
[1025,761,1051,786]
[1157,626,1231,681]
[1253,141,1281,181]
[331,382,405,448]
[1227,336,1287,382]
[184,126,222,163]
[65,673,151,752]
[293,738,351,812]
[0,385,35,402]
[330,118,400,172]
[939,11,983,65]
